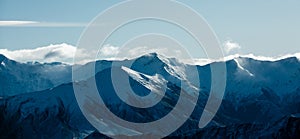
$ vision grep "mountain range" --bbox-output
[0,53,299,138]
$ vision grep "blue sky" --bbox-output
[0,0,299,62]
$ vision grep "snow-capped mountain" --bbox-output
[0,54,72,97]
[0,53,299,138]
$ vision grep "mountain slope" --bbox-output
[0,54,72,97]
[0,53,300,138]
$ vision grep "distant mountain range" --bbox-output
[0,53,299,138]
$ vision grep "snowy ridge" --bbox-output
[0,54,72,96]
[234,59,254,77]
[121,66,167,94]
[190,53,300,66]
[0,53,300,138]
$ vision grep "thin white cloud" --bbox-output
[0,20,87,27]
[0,21,39,26]
[223,40,241,54]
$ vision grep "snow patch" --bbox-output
[1,61,5,67]
[234,59,254,77]
[157,54,199,97]
[121,66,167,94]
[157,54,187,79]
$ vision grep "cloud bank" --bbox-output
[0,43,299,65]
[0,43,79,64]
[0,44,190,64]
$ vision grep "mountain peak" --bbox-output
[140,52,159,58]
[0,54,7,62]
[134,52,161,62]
[148,52,159,56]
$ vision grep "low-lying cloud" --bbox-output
[0,43,79,64]
[0,43,299,65]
